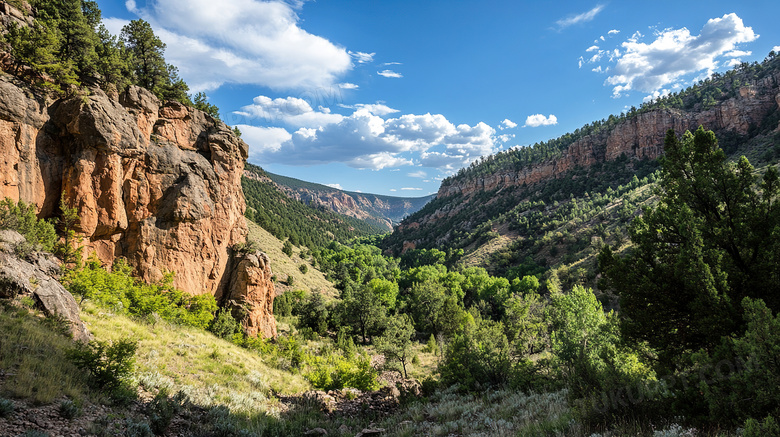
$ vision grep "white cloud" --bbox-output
[378,70,403,78]
[725,50,751,57]
[113,0,352,92]
[523,114,558,127]
[608,29,620,35]
[339,83,359,89]
[234,95,344,127]
[382,62,402,66]
[586,45,600,52]
[242,106,499,170]
[401,187,423,191]
[325,183,343,190]
[349,51,375,63]
[389,189,397,192]
[408,170,427,178]
[603,13,758,97]
[556,4,605,29]
[500,119,518,129]
[773,45,780,53]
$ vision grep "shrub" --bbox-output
[305,354,378,392]
[58,399,81,419]
[66,338,137,392]
[124,418,154,437]
[743,415,780,437]
[0,198,56,252]
[64,260,216,329]
[0,397,14,417]
[209,308,241,339]
[298,264,308,274]
[148,389,188,435]
[439,315,513,390]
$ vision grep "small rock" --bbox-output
[338,424,350,434]
[304,428,328,435]
[355,428,385,437]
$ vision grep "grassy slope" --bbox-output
[80,303,310,411]
[246,220,338,300]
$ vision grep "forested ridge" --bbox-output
[242,163,385,249]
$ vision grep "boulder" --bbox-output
[0,230,90,342]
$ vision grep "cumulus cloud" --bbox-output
[408,170,427,178]
[349,51,375,63]
[240,105,499,170]
[608,29,620,35]
[773,45,780,53]
[378,70,403,78]
[523,114,558,127]
[234,95,344,127]
[603,13,758,97]
[586,45,600,52]
[325,183,343,190]
[110,0,352,92]
[500,119,518,129]
[556,4,605,29]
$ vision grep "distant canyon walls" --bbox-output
[438,78,780,199]
[0,74,276,338]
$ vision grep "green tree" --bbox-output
[298,292,329,336]
[121,19,167,92]
[375,314,415,378]
[599,127,780,368]
[339,285,387,344]
[193,92,221,119]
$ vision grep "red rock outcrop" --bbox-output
[438,77,780,200]
[0,75,277,338]
[220,250,277,338]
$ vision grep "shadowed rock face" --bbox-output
[0,74,277,338]
[0,230,90,342]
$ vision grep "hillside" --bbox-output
[383,54,780,287]
[242,165,386,248]
[249,165,434,231]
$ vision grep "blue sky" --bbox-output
[96,0,780,196]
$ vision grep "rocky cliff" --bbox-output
[259,169,434,230]
[0,73,277,337]
[437,78,780,199]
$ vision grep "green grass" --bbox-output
[0,301,92,404]
[247,221,339,299]
[80,302,311,413]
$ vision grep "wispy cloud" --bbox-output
[608,29,620,35]
[349,51,375,64]
[401,187,423,191]
[556,4,605,29]
[339,83,359,89]
[378,70,403,78]
[523,114,558,127]
[325,183,343,190]
[408,170,427,178]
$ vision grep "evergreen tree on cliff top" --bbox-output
[599,127,780,370]
[121,19,168,93]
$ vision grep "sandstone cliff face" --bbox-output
[438,77,780,200]
[0,74,277,338]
